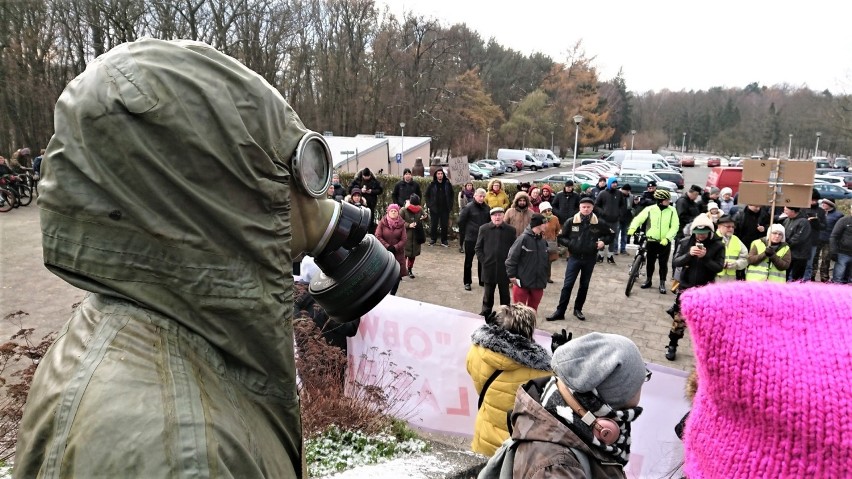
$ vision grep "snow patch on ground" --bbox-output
[324,452,455,478]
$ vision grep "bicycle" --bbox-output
[0,185,13,212]
[625,231,647,297]
[0,175,32,208]
[20,167,38,197]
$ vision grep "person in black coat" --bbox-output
[349,168,384,233]
[505,215,549,312]
[551,180,579,225]
[391,168,422,207]
[666,214,725,360]
[594,177,626,264]
[546,197,614,322]
[475,207,517,317]
[424,169,454,246]
[457,188,491,290]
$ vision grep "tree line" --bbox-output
[2,0,851,161]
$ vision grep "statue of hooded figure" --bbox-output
[14,38,398,478]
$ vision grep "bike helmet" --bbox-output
[653,189,671,201]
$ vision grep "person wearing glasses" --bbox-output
[746,224,791,282]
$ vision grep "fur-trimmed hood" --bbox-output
[471,323,551,371]
[511,191,531,209]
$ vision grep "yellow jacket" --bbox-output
[466,324,552,456]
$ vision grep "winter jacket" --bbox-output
[505,227,550,290]
[594,187,626,224]
[330,183,346,202]
[716,234,748,281]
[820,208,844,244]
[782,215,812,259]
[458,200,491,243]
[375,215,408,277]
[627,203,679,245]
[734,206,770,251]
[802,206,826,247]
[15,39,303,478]
[558,212,614,260]
[485,180,510,210]
[294,281,359,350]
[746,239,791,282]
[510,378,629,479]
[391,179,421,207]
[425,171,454,213]
[349,172,384,210]
[542,214,562,261]
[401,205,427,258]
[458,188,476,211]
[466,324,551,456]
[552,190,580,224]
[673,216,726,290]
[476,222,517,283]
[504,192,533,237]
[831,215,852,256]
[675,196,701,235]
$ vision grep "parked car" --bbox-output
[663,156,683,172]
[816,168,839,175]
[706,157,722,167]
[705,167,743,195]
[468,163,490,180]
[581,158,606,166]
[812,157,832,169]
[728,156,742,167]
[812,183,852,200]
[477,159,505,175]
[494,158,517,172]
[826,171,852,188]
[680,156,696,167]
[834,157,850,171]
[533,172,599,187]
[641,169,684,190]
[814,174,846,187]
[617,170,679,197]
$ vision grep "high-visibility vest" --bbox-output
[746,240,789,282]
[717,234,744,278]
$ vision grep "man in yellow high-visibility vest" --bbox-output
[715,215,748,282]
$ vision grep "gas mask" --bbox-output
[288,132,399,322]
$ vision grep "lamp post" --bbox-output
[630,129,636,161]
[486,127,491,158]
[571,114,583,173]
[815,131,821,157]
[550,131,554,151]
[399,122,405,176]
[681,132,687,154]
[522,130,527,150]
[788,133,793,159]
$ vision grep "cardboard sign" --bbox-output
[448,156,469,182]
[739,159,815,208]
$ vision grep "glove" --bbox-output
[386,245,396,253]
[660,238,669,246]
[550,329,572,353]
[764,246,776,257]
[485,311,498,325]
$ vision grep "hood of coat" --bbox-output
[38,38,306,386]
[511,191,531,209]
[471,323,551,371]
[690,213,716,238]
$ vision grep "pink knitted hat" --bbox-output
[680,282,852,478]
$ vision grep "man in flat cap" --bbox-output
[476,207,517,317]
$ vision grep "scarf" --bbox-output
[385,215,404,229]
[540,376,641,465]
[406,204,422,214]
[461,188,474,200]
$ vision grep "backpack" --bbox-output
[477,437,592,479]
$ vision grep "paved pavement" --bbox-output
[1,204,694,371]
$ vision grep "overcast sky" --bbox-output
[380,0,852,94]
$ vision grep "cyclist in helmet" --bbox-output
[627,189,679,294]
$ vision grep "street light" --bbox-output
[681,132,687,154]
[486,127,491,159]
[571,114,583,173]
[399,122,405,176]
[522,130,527,150]
[788,134,793,159]
[550,131,554,151]
[815,131,822,157]
[630,129,636,161]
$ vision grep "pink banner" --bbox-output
[348,295,691,478]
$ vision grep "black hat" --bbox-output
[410,194,420,205]
[519,182,531,190]
[717,215,735,225]
[362,167,373,177]
[689,185,703,194]
[579,197,594,205]
[621,184,632,191]
[647,180,657,187]
[812,188,821,200]
[403,168,412,175]
[529,213,546,228]
[786,206,801,212]
[565,180,574,186]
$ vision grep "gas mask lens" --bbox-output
[292,131,332,197]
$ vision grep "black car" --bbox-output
[647,170,684,191]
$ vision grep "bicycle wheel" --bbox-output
[625,253,646,297]
[0,189,13,212]
[17,184,33,206]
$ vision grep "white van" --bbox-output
[498,148,543,171]
[526,148,562,167]
[621,156,672,172]
[604,150,653,166]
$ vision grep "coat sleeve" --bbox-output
[705,243,726,274]
[391,183,401,205]
[505,235,523,278]
[475,225,486,261]
[747,240,766,265]
[375,222,390,247]
[787,220,811,247]
[458,204,469,236]
[734,241,749,270]
[770,245,792,270]
[673,237,693,268]
[627,205,650,235]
